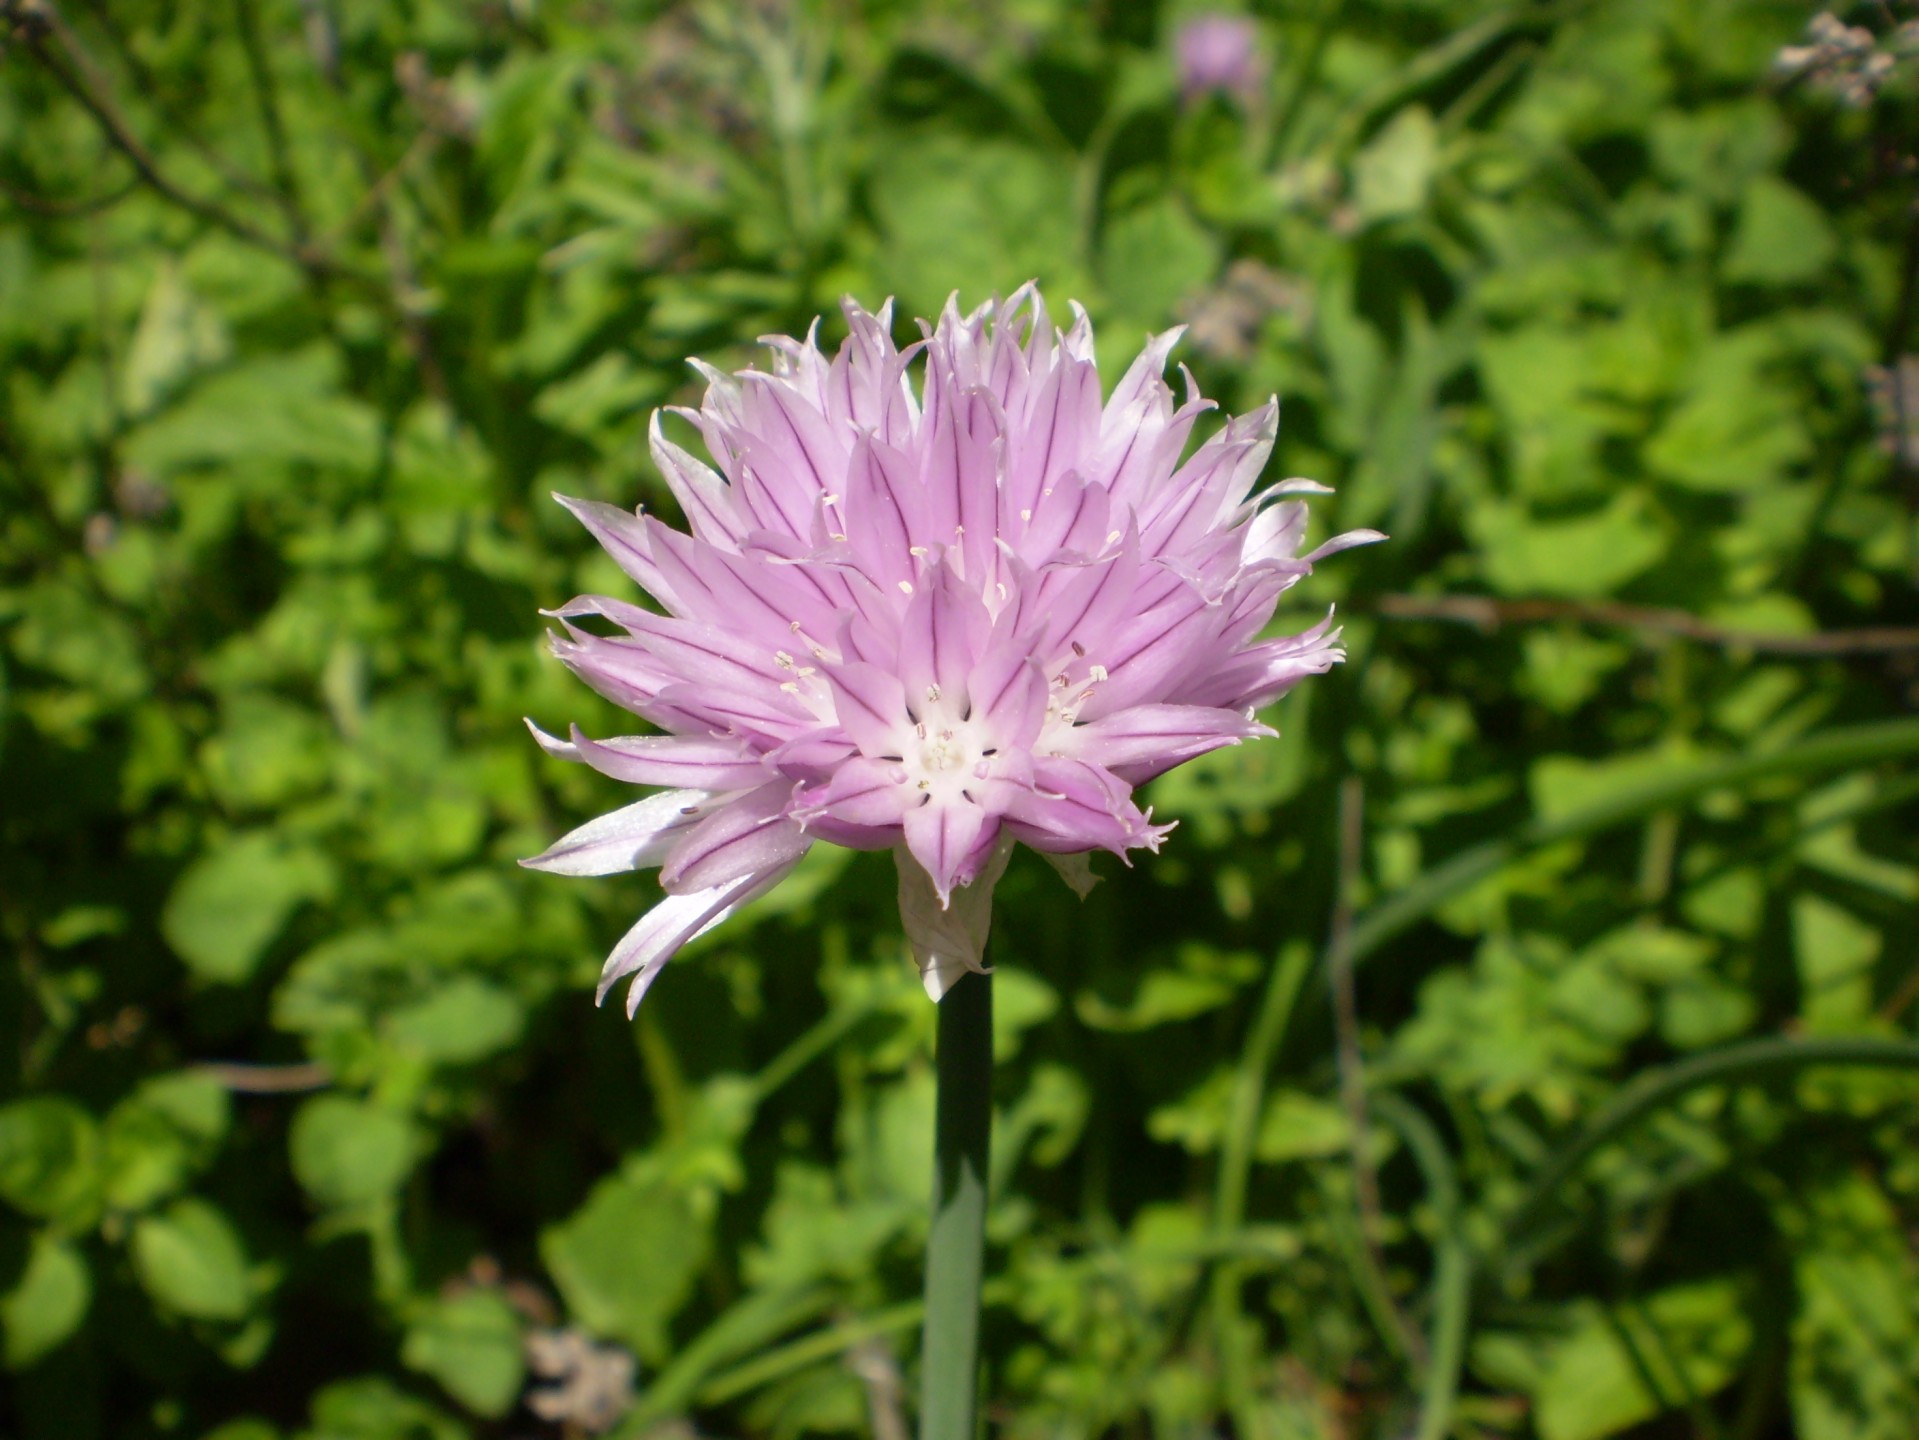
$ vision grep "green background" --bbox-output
[3,1,1918,1436]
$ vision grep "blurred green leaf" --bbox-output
[101,1072,231,1213]
[131,1198,252,1322]
[299,1376,467,1440]
[401,1289,524,1419]
[382,979,524,1065]
[122,260,230,418]
[0,1098,101,1227]
[161,833,336,985]
[1723,176,1836,286]
[1098,197,1219,336]
[1534,1279,1752,1440]
[1352,106,1438,222]
[289,1096,418,1211]
[0,1234,90,1368]
[869,131,1083,317]
[1473,492,1670,598]
[540,1170,711,1364]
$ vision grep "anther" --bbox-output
[1071,641,1085,656]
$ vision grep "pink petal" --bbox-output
[596,857,804,1016]
[824,661,913,753]
[899,559,991,717]
[649,412,746,546]
[902,799,995,905]
[1000,756,1156,856]
[554,495,681,607]
[793,755,914,828]
[1055,704,1272,783]
[896,834,1013,1000]
[570,727,773,789]
[660,782,811,893]
[520,789,715,876]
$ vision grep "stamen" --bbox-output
[1089,664,1109,683]
[926,684,941,703]
[1071,641,1085,656]
[898,580,914,595]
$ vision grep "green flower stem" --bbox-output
[921,968,993,1440]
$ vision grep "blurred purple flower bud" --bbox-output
[1176,13,1263,105]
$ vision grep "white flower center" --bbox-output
[894,698,994,805]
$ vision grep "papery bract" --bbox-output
[525,288,1379,1007]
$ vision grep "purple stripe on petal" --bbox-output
[824,661,913,752]
[899,559,990,715]
[571,728,773,789]
[793,755,914,828]
[1053,704,1271,779]
[554,495,681,606]
[596,856,805,1016]
[902,800,993,906]
[896,833,1013,1000]
[660,782,811,893]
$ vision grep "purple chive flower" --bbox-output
[1175,13,1262,105]
[524,288,1379,1008]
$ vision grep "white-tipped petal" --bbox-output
[896,834,1013,1001]
[520,789,714,876]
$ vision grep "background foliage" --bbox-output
[3,1,1918,1437]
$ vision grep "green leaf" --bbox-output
[1793,894,1880,1031]
[161,833,335,984]
[401,1289,525,1419]
[1780,1172,1919,1440]
[300,1376,467,1440]
[102,1072,231,1212]
[0,1234,90,1368]
[1352,106,1439,222]
[202,694,334,811]
[1722,177,1836,287]
[122,260,230,418]
[869,132,1085,319]
[1644,330,1810,492]
[0,1098,101,1226]
[382,979,524,1065]
[289,1096,418,1211]
[1254,1091,1350,1162]
[1097,197,1219,336]
[1535,1279,1752,1440]
[201,1421,280,1440]
[131,1198,252,1321]
[1472,492,1670,598]
[540,1170,711,1363]
[124,345,379,478]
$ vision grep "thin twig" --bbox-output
[14,1,371,283]
[1374,592,1919,656]
[193,1061,332,1093]
[1327,776,1425,1368]
[72,0,280,203]
[0,174,138,216]
[846,1338,910,1440]
[232,0,310,242]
